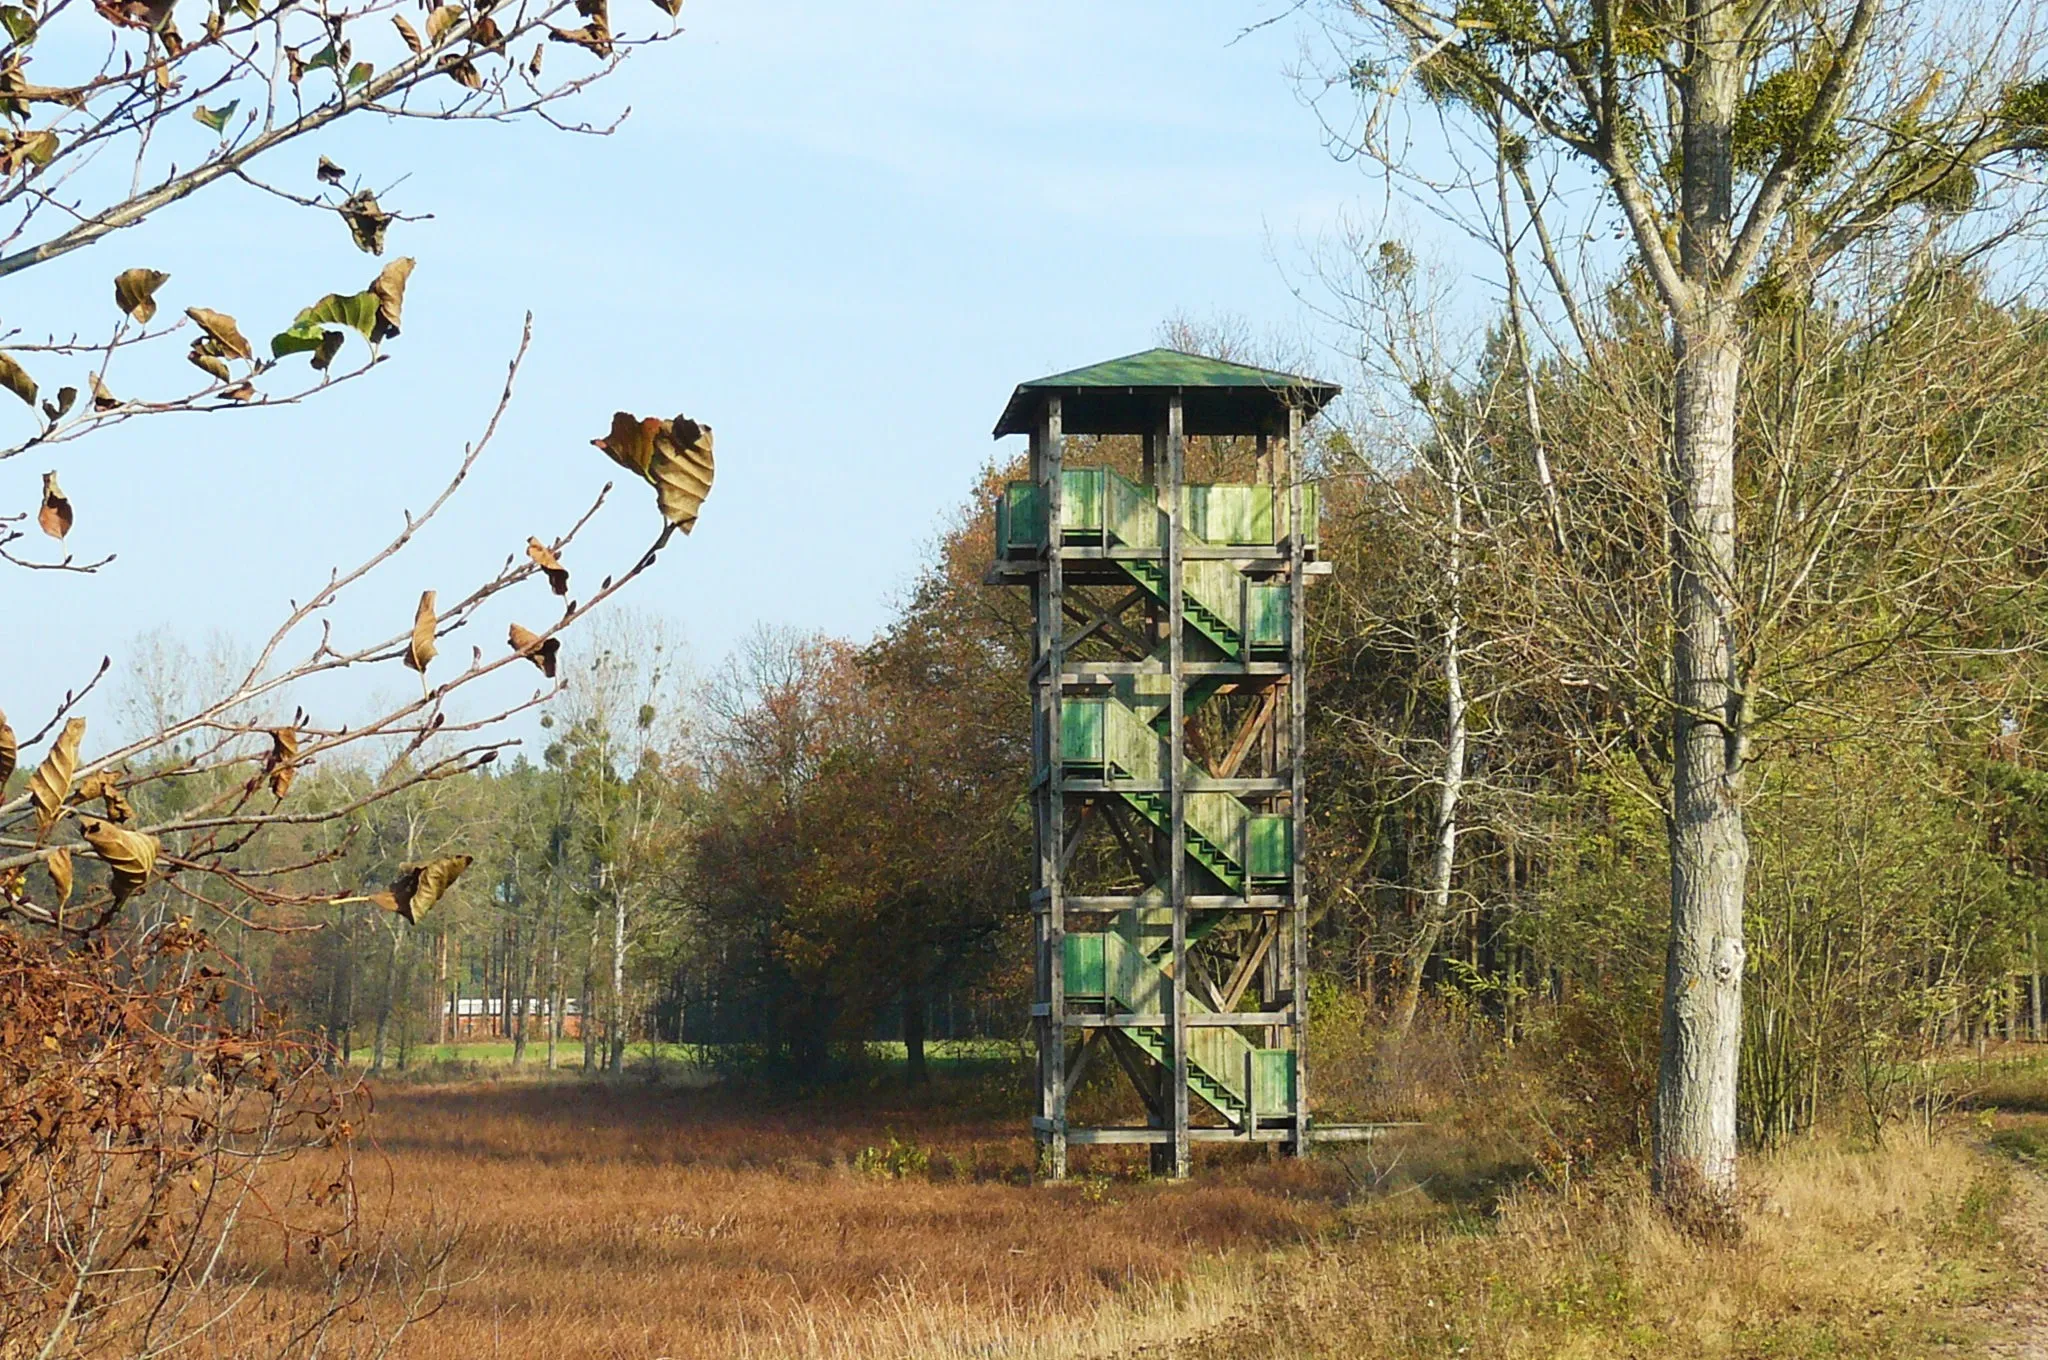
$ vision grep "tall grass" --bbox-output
[194,1070,2033,1359]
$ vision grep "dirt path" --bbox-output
[1980,1120,2048,1359]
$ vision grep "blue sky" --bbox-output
[11,0,1386,740]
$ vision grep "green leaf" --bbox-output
[193,100,237,133]
[346,60,373,89]
[270,289,378,360]
[0,7,38,43]
[303,42,339,72]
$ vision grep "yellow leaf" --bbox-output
[46,846,71,906]
[404,590,437,674]
[28,717,84,834]
[81,817,157,904]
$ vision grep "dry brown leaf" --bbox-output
[88,372,117,411]
[317,155,347,184]
[370,257,414,341]
[113,268,170,323]
[526,42,542,76]
[92,0,173,30]
[547,19,610,56]
[391,13,422,52]
[106,268,164,329]
[0,352,36,407]
[650,414,714,533]
[264,727,299,798]
[470,14,504,52]
[28,717,84,833]
[404,589,437,674]
[441,55,482,89]
[46,847,71,907]
[187,345,231,383]
[593,411,657,479]
[37,471,70,540]
[184,307,252,360]
[526,537,568,595]
[0,710,15,787]
[340,189,390,255]
[507,623,560,678]
[424,4,462,43]
[592,412,715,532]
[43,386,77,422]
[75,770,133,822]
[81,817,157,905]
[389,853,471,924]
[650,0,682,16]
[221,380,256,401]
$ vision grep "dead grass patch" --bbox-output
[1165,1131,2022,1359]
[210,1077,1345,1359]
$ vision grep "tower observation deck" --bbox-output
[989,348,1338,1178]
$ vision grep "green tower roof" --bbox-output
[993,348,1339,439]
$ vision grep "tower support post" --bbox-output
[1033,398,1067,1180]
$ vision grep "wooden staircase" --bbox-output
[1065,926,1294,1129]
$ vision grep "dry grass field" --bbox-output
[232,1072,1350,1359]
[180,1066,2047,1360]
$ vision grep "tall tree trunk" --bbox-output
[434,931,449,1045]
[1655,310,1749,1222]
[2030,928,2040,1043]
[546,893,562,1071]
[512,922,533,1068]
[608,882,628,1073]
[904,986,928,1086]
[1395,456,1467,1035]
[582,906,600,1074]
[371,925,401,1073]
[1652,5,1750,1226]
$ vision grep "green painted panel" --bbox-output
[1002,482,1044,551]
[1190,485,1272,544]
[1247,814,1292,881]
[1246,584,1288,649]
[1105,467,1159,547]
[1061,468,1104,535]
[1253,1049,1296,1112]
[1061,700,1105,767]
[1063,932,1106,999]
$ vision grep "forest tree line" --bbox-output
[124,250,2048,1154]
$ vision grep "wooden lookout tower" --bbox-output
[989,348,1338,1178]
